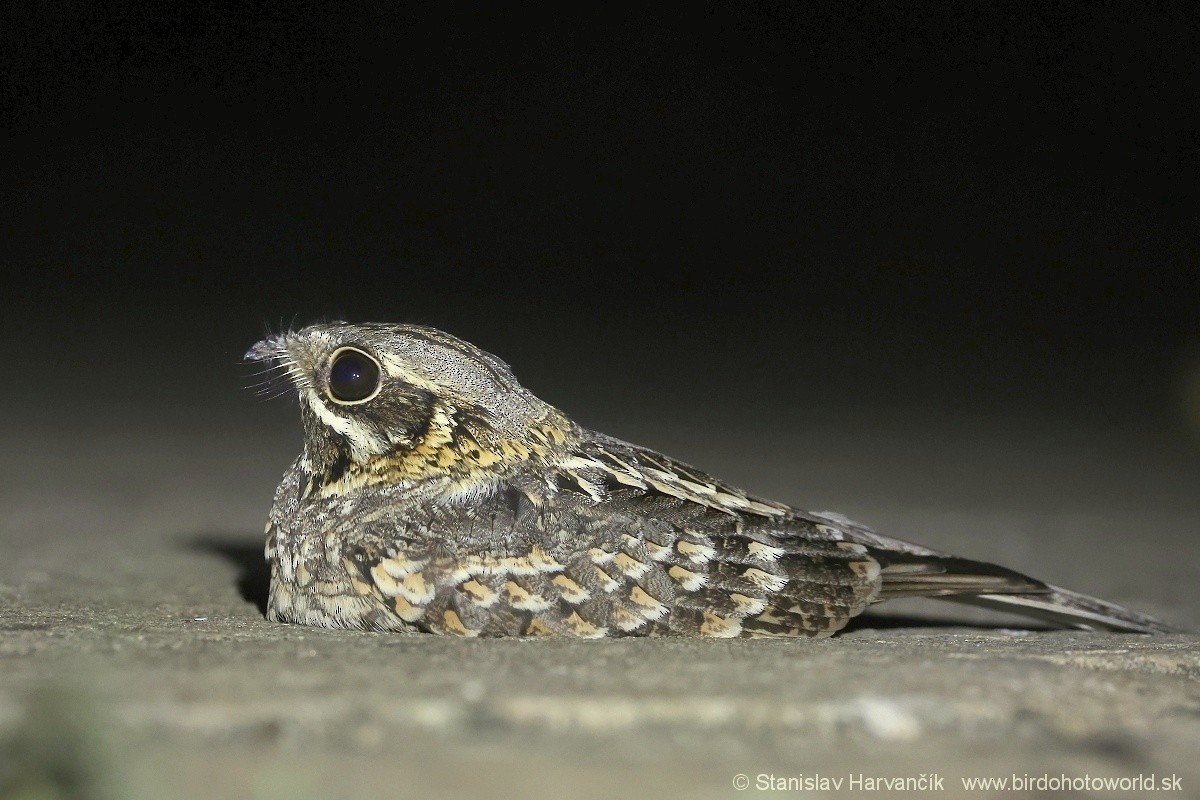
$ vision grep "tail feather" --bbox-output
[874,551,1046,599]
[870,550,1180,634]
[812,512,1180,634]
[948,586,1182,634]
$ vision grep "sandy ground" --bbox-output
[2,412,1197,799]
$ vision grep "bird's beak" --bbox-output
[245,334,289,363]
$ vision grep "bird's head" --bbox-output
[246,322,570,488]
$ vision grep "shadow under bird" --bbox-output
[245,322,1176,637]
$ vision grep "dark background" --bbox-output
[4,4,1199,512]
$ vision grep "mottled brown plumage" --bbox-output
[246,322,1175,637]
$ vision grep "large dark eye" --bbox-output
[327,347,381,403]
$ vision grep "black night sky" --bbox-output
[4,4,1199,480]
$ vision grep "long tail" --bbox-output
[804,511,1181,634]
[869,550,1181,634]
[948,586,1181,634]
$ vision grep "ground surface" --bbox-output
[2,411,1198,799]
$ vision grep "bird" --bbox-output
[245,321,1176,638]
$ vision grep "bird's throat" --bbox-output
[305,401,574,499]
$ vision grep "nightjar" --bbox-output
[245,322,1174,637]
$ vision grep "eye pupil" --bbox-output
[328,349,380,402]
